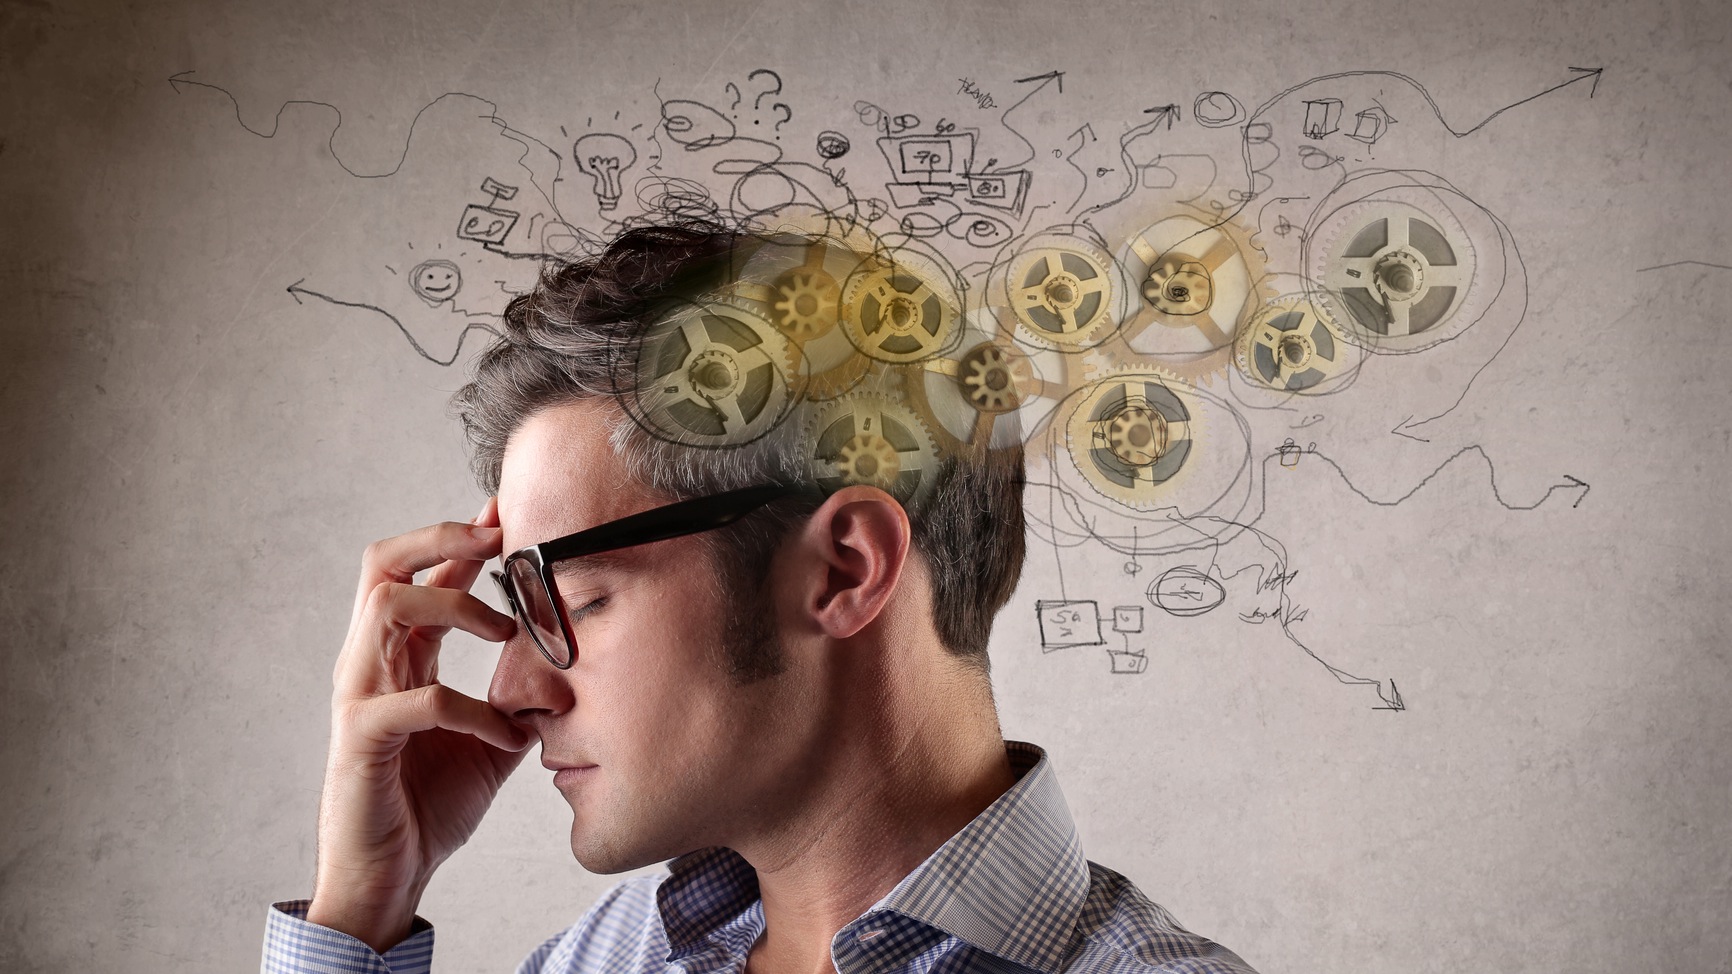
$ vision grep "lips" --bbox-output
[551,765,597,789]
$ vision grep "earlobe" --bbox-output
[803,487,911,640]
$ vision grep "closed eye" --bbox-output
[568,595,608,624]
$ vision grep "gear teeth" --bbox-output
[803,392,941,512]
[1061,365,1203,511]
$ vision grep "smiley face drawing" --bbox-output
[409,259,462,306]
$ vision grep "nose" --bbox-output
[487,623,576,722]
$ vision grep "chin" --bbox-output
[568,821,676,875]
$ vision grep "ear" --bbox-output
[792,486,912,640]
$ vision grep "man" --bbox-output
[261,221,1259,974]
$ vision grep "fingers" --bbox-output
[339,582,515,698]
[422,497,501,596]
[334,679,529,755]
[337,683,534,757]
[345,505,504,636]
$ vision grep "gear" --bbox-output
[1308,187,1482,351]
[840,249,959,364]
[771,270,841,342]
[713,231,876,399]
[960,342,1034,413]
[629,302,798,449]
[1062,369,1200,511]
[1233,294,1362,394]
[1105,211,1269,383]
[1004,235,1126,348]
[806,394,940,511]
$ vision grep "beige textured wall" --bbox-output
[2,0,1729,971]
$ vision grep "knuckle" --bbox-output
[360,538,389,570]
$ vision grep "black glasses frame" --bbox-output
[490,483,807,669]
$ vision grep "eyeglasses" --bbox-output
[490,483,807,669]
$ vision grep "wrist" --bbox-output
[307,876,430,955]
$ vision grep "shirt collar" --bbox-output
[655,742,1088,974]
[865,741,1089,974]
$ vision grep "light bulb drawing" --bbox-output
[572,133,637,212]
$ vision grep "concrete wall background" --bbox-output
[2,1,1729,971]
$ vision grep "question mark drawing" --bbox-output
[724,81,742,115]
[770,103,792,135]
[745,68,785,127]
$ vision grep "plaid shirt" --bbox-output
[263,741,1258,974]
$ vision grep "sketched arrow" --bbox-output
[286,278,306,305]
[1011,69,1065,94]
[1566,66,1604,98]
[1391,416,1431,443]
[168,70,197,94]
[1373,680,1406,711]
[1560,474,1590,508]
[1455,65,1603,135]
[1142,104,1181,129]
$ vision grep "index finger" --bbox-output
[346,516,505,635]
[423,496,500,594]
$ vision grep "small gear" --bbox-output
[1233,294,1362,394]
[1308,187,1482,351]
[628,302,798,449]
[1062,369,1200,511]
[806,394,940,511]
[1105,211,1269,383]
[1004,235,1126,348]
[960,343,1034,413]
[840,249,959,364]
[1141,258,1213,315]
[771,269,841,342]
[835,432,902,488]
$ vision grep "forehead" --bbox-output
[496,399,664,552]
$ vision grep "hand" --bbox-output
[307,498,532,954]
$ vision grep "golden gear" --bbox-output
[1062,369,1200,511]
[715,232,876,401]
[1003,236,1126,348]
[1233,294,1361,393]
[1308,189,1481,351]
[772,270,842,342]
[629,302,798,449]
[806,394,940,511]
[960,343,1034,413]
[839,249,959,364]
[1104,211,1269,383]
[835,433,902,489]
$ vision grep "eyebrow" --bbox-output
[548,547,641,584]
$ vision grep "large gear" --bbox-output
[1062,369,1200,511]
[839,249,960,365]
[628,302,799,449]
[1003,235,1127,349]
[805,394,940,511]
[1104,212,1269,383]
[1233,293,1363,394]
[1308,187,1482,351]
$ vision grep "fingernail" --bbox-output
[470,524,501,538]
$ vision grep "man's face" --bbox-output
[487,399,803,873]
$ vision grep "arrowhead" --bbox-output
[1562,474,1590,507]
[1012,70,1064,92]
[1567,66,1604,97]
[168,70,194,94]
[1390,416,1431,443]
[286,278,305,304]
[1376,679,1406,711]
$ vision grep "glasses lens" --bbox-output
[505,558,573,667]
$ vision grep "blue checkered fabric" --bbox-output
[263,742,1258,974]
